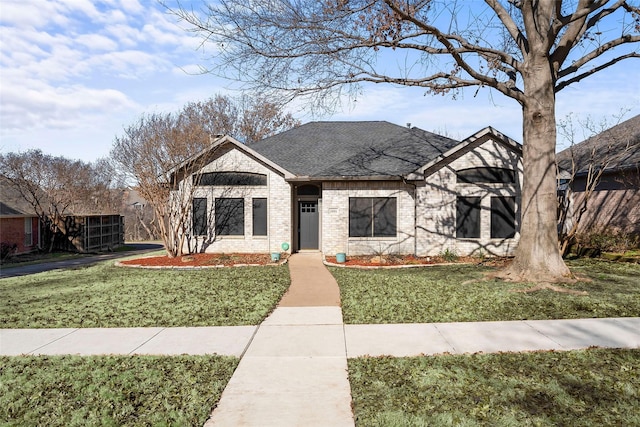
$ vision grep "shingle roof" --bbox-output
[0,176,34,217]
[249,121,461,178]
[556,114,640,175]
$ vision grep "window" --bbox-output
[457,167,515,184]
[349,197,397,237]
[195,172,267,186]
[297,184,320,196]
[252,198,267,236]
[192,198,208,236]
[24,218,33,246]
[215,198,244,236]
[491,197,516,238]
[456,197,481,238]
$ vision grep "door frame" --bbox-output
[298,199,320,250]
[293,183,322,252]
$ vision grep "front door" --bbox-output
[298,201,319,249]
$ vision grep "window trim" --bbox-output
[348,197,397,238]
[456,196,481,239]
[490,196,516,239]
[215,198,245,236]
[457,167,516,184]
[192,198,208,236]
[24,217,33,247]
[195,172,267,187]
[252,198,268,237]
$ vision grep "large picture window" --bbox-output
[215,198,244,236]
[192,198,208,236]
[456,197,481,238]
[349,197,397,237]
[491,197,516,238]
[252,198,267,236]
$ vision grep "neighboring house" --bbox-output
[556,114,640,237]
[172,121,523,257]
[0,177,41,255]
[53,214,125,253]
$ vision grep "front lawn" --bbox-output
[333,259,640,324]
[0,355,237,426]
[0,261,290,328]
[349,348,640,427]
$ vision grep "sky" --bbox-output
[1,0,639,163]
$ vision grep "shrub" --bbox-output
[439,248,459,262]
[0,242,18,262]
[574,228,639,254]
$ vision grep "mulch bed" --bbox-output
[324,254,479,267]
[120,252,506,268]
[119,252,288,267]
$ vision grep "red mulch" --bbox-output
[324,254,478,267]
[120,253,502,268]
[120,252,287,267]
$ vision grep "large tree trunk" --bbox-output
[500,58,572,282]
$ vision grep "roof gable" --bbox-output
[408,126,522,179]
[170,135,295,183]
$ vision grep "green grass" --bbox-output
[333,259,640,324]
[0,261,290,328]
[0,355,238,426]
[349,348,640,427]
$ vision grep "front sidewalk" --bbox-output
[3,317,639,358]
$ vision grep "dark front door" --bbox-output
[299,201,319,249]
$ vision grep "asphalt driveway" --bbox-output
[0,243,163,279]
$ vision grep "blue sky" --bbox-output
[1,0,639,163]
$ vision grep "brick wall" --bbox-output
[0,217,39,255]
[321,181,416,256]
[416,138,522,257]
[180,146,292,254]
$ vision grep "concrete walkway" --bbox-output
[203,252,354,426]
[1,252,640,426]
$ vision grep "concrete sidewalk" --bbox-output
[3,317,638,358]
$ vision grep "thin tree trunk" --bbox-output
[500,58,572,282]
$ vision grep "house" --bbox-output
[0,176,41,255]
[556,114,640,237]
[172,121,523,257]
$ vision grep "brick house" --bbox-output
[556,114,640,237]
[172,121,523,257]
[0,177,41,255]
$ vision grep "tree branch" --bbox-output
[556,52,639,92]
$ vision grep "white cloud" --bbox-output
[75,33,119,51]
[2,0,637,162]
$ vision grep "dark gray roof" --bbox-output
[557,114,640,175]
[249,121,461,178]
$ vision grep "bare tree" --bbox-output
[557,113,638,256]
[171,0,639,282]
[110,94,300,257]
[0,150,119,252]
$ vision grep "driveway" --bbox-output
[0,243,164,279]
